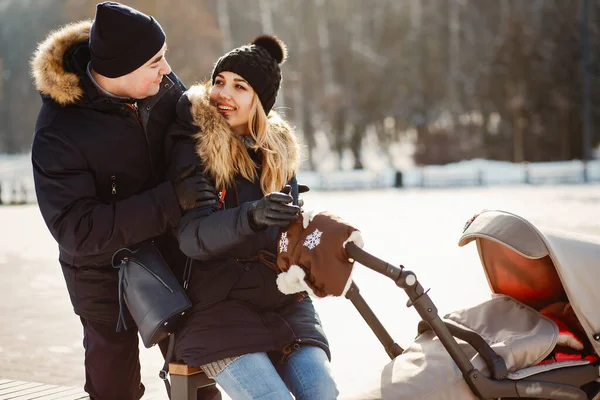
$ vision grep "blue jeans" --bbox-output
[214,346,338,399]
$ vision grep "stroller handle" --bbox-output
[345,281,404,359]
[344,243,479,382]
[345,242,406,284]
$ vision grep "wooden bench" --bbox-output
[168,362,216,400]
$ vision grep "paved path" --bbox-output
[0,379,88,400]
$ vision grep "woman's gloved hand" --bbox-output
[172,165,217,211]
[247,185,300,230]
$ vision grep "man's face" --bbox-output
[117,43,171,99]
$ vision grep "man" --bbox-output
[31,2,219,399]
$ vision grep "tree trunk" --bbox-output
[350,122,365,169]
[332,107,347,169]
[561,108,571,160]
[513,112,527,163]
[448,0,461,116]
[216,0,232,53]
[302,102,317,171]
[314,0,335,96]
[258,0,285,111]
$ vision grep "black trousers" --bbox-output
[80,317,221,400]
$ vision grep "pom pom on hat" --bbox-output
[251,35,287,64]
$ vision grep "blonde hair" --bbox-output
[233,94,296,194]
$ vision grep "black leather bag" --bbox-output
[112,241,192,348]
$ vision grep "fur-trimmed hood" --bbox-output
[30,20,92,106]
[185,82,300,193]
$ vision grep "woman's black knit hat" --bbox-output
[89,2,166,78]
[211,35,287,115]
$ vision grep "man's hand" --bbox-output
[247,185,300,230]
[172,166,217,211]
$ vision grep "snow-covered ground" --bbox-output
[1,184,599,399]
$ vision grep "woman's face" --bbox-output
[210,71,255,135]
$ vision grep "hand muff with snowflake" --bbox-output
[275,210,364,297]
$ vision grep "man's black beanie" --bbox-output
[89,2,166,78]
[212,35,287,115]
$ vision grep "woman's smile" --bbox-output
[217,103,237,115]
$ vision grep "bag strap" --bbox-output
[112,247,135,332]
[159,333,176,398]
[183,257,193,290]
[115,259,128,332]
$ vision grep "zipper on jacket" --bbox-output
[125,102,158,180]
[111,175,117,195]
[125,102,142,125]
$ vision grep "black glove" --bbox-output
[172,165,217,211]
[247,185,300,230]
[298,184,310,194]
[297,183,310,208]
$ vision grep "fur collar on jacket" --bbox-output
[31,20,92,106]
[185,82,300,193]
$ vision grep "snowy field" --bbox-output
[1,184,599,399]
[2,152,599,204]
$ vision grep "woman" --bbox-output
[167,35,338,400]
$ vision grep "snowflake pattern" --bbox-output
[303,229,323,250]
[279,232,289,253]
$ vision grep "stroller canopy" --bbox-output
[459,210,600,356]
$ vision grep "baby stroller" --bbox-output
[343,209,600,400]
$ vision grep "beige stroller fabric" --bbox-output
[459,210,600,356]
[354,295,557,400]
[352,210,600,400]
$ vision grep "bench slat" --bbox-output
[169,362,203,376]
